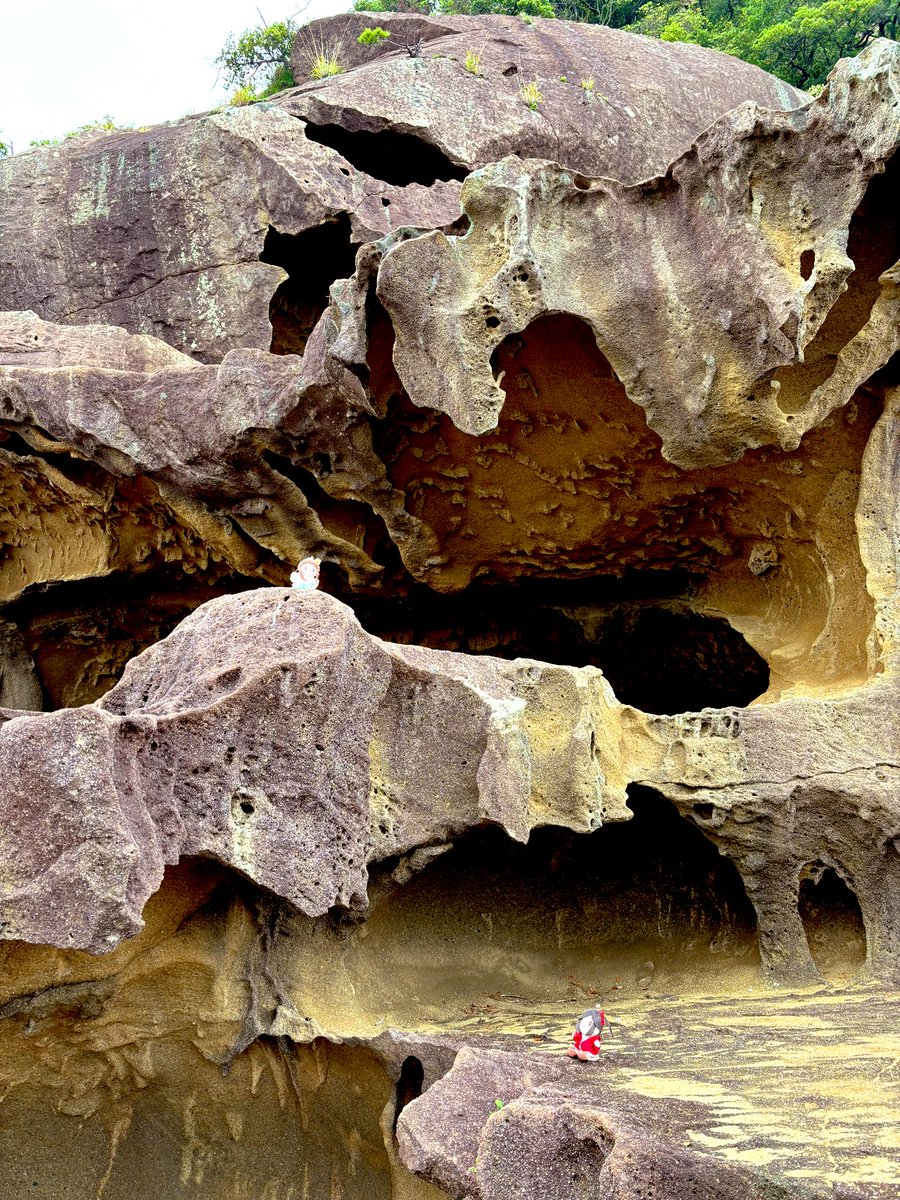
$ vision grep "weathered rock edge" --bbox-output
[0,588,623,952]
[346,38,900,465]
[0,586,898,992]
[397,1045,816,1200]
[0,15,806,364]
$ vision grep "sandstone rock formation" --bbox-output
[0,14,805,365]
[0,14,898,1200]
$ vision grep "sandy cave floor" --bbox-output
[411,985,900,1195]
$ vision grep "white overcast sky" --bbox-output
[0,0,351,152]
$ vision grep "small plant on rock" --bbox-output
[520,80,543,110]
[580,76,595,92]
[464,48,483,74]
[296,31,346,80]
[358,26,391,45]
[230,86,258,107]
[310,50,344,79]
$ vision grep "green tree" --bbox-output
[215,17,301,96]
[354,0,646,17]
[743,0,890,85]
[0,138,9,158]
[627,0,897,87]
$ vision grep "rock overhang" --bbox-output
[0,18,898,1200]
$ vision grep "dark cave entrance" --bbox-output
[576,603,769,712]
[799,864,867,982]
[302,121,468,187]
[361,786,759,1010]
[260,214,360,356]
[392,1056,424,1133]
[346,579,770,715]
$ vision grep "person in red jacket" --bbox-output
[567,1007,607,1061]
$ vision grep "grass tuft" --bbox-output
[520,80,543,110]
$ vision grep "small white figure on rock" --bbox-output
[290,557,321,591]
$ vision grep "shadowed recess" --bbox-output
[346,786,760,1017]
[366,310,879,695]
[302,121,468,187]
[1,570,264,710]
[260,214,360,355]
[799,864,867,983]
[262,449,403,574]
[774,150,900,414]
[344,581,769,714]
[393,1055,425,1133]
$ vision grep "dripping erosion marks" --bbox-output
[359,309,882,697]
[0,858,429,1200]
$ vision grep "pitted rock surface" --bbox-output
[0,14,899,1200]
[0,588,626,950]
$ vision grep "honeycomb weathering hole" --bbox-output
[799,864,867,983]
[774,149,899,414]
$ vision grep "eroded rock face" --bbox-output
[0,15,899,1200]
[0,859,449,1200]
[0,113,460,364]
[1,583,897,993]
[0,588,627,951]
[286,12,806,185]
[0,16,805,368]
[0,44,895,713]
[367,42,899,464]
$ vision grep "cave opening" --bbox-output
[344,577,770,714]
[799,864,867,983]
[259,213,360,356]
[302,121,468,188]
[393,1055,425,1133]
[360,303,880,698]
[341,786,760,1022]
